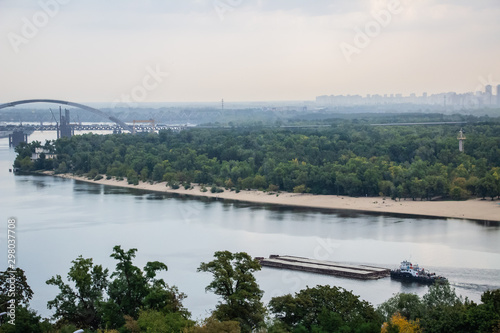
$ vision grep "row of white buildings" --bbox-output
[316,85,500,108]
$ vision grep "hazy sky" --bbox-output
[1,0,499,103]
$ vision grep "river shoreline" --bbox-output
[44,171,500,222]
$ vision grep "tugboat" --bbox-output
[390,260,447,284]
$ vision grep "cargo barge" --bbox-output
[257,255,390,280]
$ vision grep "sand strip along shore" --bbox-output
[45,172,500,222]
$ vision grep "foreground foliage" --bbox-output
[45,246,191,331]
[1,250,499,333]
[381,312,422,333]
[198,251,265,332]
[268,285,382,332]
[378,283,500,333]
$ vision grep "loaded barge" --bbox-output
[257,255,390,280]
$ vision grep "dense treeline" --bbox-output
[15,120,500,200]
[1,248,499,332]
[3,108,499,125]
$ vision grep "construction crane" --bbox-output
[74,110,82,126]
[49,108,58,125]
[49,108,60,138]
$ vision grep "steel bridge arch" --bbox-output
[0,99,132,132]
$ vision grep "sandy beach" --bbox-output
[48,172,500,222]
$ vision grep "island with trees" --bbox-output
[14,116,500,202]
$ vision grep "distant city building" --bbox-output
[315,86,500,109]
[485,85,493,105]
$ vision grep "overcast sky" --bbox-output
[1,0,499,103]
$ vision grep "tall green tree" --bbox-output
[0,268,52,332]
[269,285,382,332]
[107,246,150,319]
[104,245,189,329]
[47,246,189,330]
[464,289,500,333]
[0,268,34,307]
[46,256,109,330]
[419,282,467,333]
[197,251,265,333]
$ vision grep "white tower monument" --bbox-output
[457,128,466,152]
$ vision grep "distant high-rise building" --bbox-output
[314,87,495,108]
[485,85,493,105]
[497,85,500,105]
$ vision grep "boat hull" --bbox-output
[390,270,447,284]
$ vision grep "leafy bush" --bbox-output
[293,184,308,193]
[86,168,99,179]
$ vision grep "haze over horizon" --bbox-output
[1,0,499,103]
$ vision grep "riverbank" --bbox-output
[48,172,500,222]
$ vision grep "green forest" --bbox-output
[1,247,499,333]
[14,117,500,201]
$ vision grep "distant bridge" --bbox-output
[0,99,133,132]
[0,123,186,132]
[370,121,467,126]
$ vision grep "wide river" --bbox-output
[1,131,499,320]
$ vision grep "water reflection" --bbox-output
[470,220,500,228]
[68,180,500,243]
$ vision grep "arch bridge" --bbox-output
[0,99,132,132]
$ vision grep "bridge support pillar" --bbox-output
[9,130,28,147]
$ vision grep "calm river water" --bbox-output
[1,131,499,320]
